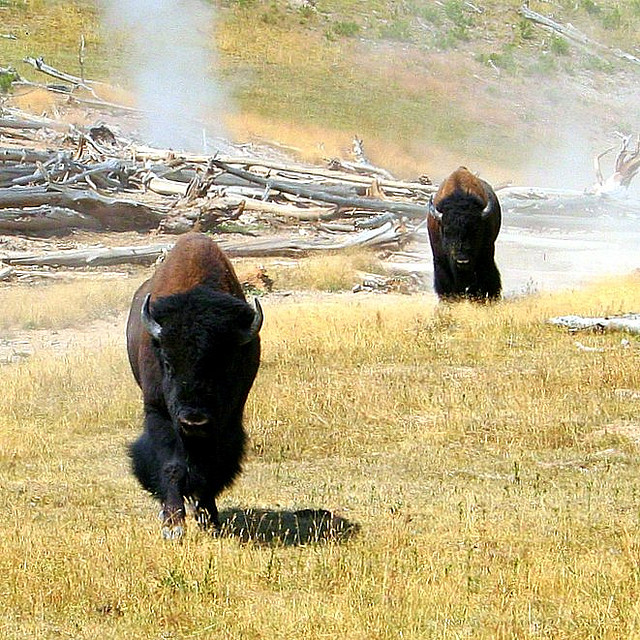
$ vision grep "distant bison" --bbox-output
[427,167,502,301]
[126,233,262,538]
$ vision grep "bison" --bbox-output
[126,233,262,539]
[427,166,502,301]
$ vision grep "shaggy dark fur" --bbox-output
[126,234,261,538]
[427,167,502,301]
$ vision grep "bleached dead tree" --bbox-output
[592,134,640,195]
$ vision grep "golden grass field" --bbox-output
[1,258,640,639]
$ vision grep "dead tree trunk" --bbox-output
[209,159,429,219]
[0,206,100,233]
[0,186,162,230]
[5,219,413,267]
[593,134,640,193]
[520,5,640,66]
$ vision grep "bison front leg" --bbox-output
[432,257,457,300]
[130,413,188,540]
[478,259,502,301]
[160,459,188,539]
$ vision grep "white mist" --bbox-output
[102,0,229,152]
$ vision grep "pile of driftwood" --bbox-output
[1,54,436,263]
[0,101,437,268]
[1,54,639,276]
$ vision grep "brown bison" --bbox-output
[427,167,502,301]
[126,233,262,539]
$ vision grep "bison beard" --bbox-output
[126,233,262,539]
[427,167,502,301]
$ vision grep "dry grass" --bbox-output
[0,278,140,331]
[0,0,109,80]
[252,251,385,293]
[2,272,640,638]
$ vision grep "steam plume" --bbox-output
[103,0,228,152]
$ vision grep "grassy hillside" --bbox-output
[1,0,639,181]
[2,273,640,638]
[2,0,640,184]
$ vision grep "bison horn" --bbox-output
[239,297,263,345]
[428,195,442,221]
[481,192,497,218]
[141,293,163,340]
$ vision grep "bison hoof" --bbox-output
[159,508,186,540]
[162,525,185,540]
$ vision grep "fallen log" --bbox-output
[147,177,339,223]
[4,221,414,267]
[66,93,144,116]
[0,265,13,280]
[548,314,640,334]
[0,206,100,233]
[209,158,429,219]
[0,147,56,164]
[4,243,171,267]
[0,167,41,187]
[0,113,73,133]
[203,195,336,221]
[23,56,99,90]
[0,185,162,231]
[0,117,55,131]
[496,186,585,199]
[146,175,190,196]
[21,56,142,116]
[520,5,640,67]
[135,148,435,196]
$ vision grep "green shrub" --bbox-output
[476,50,517,74]
[529,53,557,75]
[601,6,622,29]
[580,0,601,15]
[581,54,613,73]
[260,2,284,25]
[443,0,472,26]
[331,20,361,38]
[378,17,412,41]
[550,34,570,55]
[415,4,442,25]
[517,19,535,41]
[441,0,474,42]
[0,69,17,93]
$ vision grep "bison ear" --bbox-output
[141,293,163,340]
[428,195,442,221]
[238,297,263,346]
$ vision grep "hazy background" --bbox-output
[102,0,229,152]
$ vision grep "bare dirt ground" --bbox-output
[0,315,124,365]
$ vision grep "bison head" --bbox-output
[428,167,500,277]
[428,191,496,269]
[141,287,262,437]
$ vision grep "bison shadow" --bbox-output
[217,507,360,546]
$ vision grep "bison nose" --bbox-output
[177,411,210,435]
